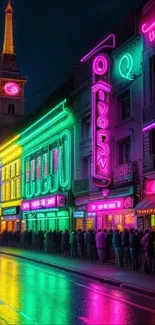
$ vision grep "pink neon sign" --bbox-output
[87,196,133,212]
[81,34,115,188]
[4,82,20,96]
[92,62,112,188]
[141,22,155,42]
[21,195,66,211]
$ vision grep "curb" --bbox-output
[0,250,155,298]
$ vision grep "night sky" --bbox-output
[0,0,146,114]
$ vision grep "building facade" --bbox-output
[0,1,26,143]
[19,99,74,232]
[0,136,23,232]
[72,20,144,231]
[135,0,155,231]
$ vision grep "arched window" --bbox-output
[12,104,15,114]
[8,104,15,115]
[8,104,11,114]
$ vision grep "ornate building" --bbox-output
[0,1,26,142]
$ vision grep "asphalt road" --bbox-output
[0,255,155,325]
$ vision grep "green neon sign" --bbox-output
[118,53,134,80]
[2,207,17,216]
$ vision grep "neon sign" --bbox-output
[21,194,66,211]
[87,196,132,212]
[118,53,134,80]
[4,82,20,96]
[81,34,115,188]
[142,22,155,42]
[2,207,17,216]
[92,75,111,188]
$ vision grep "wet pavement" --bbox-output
[0,255,155,325]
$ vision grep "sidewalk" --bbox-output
[0,246,155,297]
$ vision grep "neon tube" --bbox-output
[80,34,115,63]
[142,122,155,132]
[0,135,19,152]
[20,99,66,136]
[141,22,155,42]
[142,22,155,33]
[118,53,134,80]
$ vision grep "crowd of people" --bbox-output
[0,228,155,274]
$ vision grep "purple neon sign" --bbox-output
[21,195,66,211]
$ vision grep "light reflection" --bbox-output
[0,257,20,324]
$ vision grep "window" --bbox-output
[119,137,131,165]
[149,128,155,154]
[119,90,131,121]
[83,116,91,140]
[83,156,91,178]
[8,104,15,115]
[150,55,155,102]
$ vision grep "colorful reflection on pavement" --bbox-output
[0,255,155,325]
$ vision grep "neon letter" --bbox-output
[118,53,134,80]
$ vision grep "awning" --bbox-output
[135,196,155,215]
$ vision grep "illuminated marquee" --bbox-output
[87,196,133,212]
[21,194,67,211]
[81,34,115,188]
[142,21,155,42]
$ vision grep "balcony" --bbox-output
[143,155,155,174]
[72,177,97,195]
[72,179,89,195]
[143,101,155,123]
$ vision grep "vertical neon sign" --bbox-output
[81,34,115,188]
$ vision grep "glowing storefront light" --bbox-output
[21,195,66,211]
[118,53,134,80]
[142,21,155,42]
[87,196,132,212]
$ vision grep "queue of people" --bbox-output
[0,228,155,274]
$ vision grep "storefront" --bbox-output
[74,191,135,231]
[0,207,21,232]
[135,180,155,232]
[21,194,70,231]
[87,196,135,231]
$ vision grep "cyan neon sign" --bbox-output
[118,53,134,80]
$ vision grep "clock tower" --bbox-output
[0,0,26,142]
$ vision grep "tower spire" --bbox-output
[2,0,14,54]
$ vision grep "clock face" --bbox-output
[4,82,20,96]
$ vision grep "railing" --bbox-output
[72,178,90,195]
[143,155,155,174]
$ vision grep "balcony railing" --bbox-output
[72,177,97,195]
[143,155,155,174]
[72,178,89,195]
